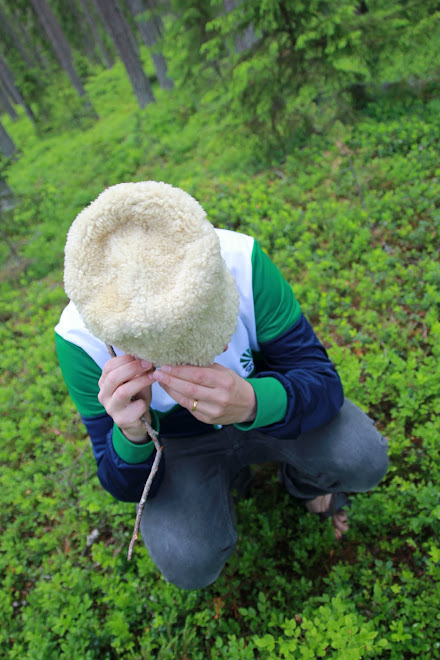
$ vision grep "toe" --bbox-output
[332,511,349,540]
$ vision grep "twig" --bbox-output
[336,140,367,212]
[348,160,367,212]
[127,437,163,560]
[81,514,108,556]
[106,344,163,560]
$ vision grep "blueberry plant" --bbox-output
[1,51,439,659]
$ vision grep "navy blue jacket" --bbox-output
[81,313,343,502]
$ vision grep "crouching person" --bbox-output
[55,182,389,590]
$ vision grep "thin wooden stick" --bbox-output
[127,430,163,560]
[106,344,163,560]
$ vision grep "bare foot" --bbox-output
[305,494,349,541]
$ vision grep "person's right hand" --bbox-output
[98,355,154,443]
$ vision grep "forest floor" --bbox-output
[1,62,439,658]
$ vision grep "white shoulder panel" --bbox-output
[55,301,125,369]
[216,228,258,350]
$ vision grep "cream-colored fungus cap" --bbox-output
[64,181,239,366]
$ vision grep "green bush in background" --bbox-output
[163,0,440,153]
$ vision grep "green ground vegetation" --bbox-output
[1,57,440,659]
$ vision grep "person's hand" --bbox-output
[98,355,154,443]
[149,363,257,426]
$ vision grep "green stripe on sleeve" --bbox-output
[55,332,105,417]
[112,408,159,463]
[251,240,301,343]
[234,376,287,431]
[56,332,160,464]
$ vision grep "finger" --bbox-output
[99,356,135,390]
[151,364,235,403]
[156,364,227,389]
[157,382,201,412]
[101,355,153,381]
[101,354,136,380]
[133,382,153,405]
[113,398,148,429]
[107,374,153,413]
[159,383,225,421]
[99,359,154,402]
[151,369,207,402]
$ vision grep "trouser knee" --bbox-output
[146,537,235,590]
[330,409,389,492]
[345,434,389,491]
[280,399,390,496]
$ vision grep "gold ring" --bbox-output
[191,399,198,412]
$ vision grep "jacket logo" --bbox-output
[240,348,254,375]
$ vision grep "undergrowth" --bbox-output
[1,62,439,659]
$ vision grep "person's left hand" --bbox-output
[149,363,257,426]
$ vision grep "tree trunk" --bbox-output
[0,120,16,157]
[77,0,114,69]
[223,0,259,53]
[0,6,34,69]
[95,0,155,108]
[234,23,259,53]
[98,0,140,60]
[14,8,50,71]
[151,52,173,89]
[70,0,101,65]
[0,80,18,120]
[0,54,36,122]
[29,0,88,99]
[126,0,173,90]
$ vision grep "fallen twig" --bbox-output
[106,344,163,560]
[336,140,367,212]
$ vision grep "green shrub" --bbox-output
[1,57,439,659]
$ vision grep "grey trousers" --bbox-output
[139,399,389,589]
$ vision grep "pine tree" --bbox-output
[0,4,34,69]
[29,0,96,116]
[95,0,155,108]
[126,0,173,90]
[0,53,36,122]
[0,81,19,120]
[0,120,16,157]
[77,0,114,69]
